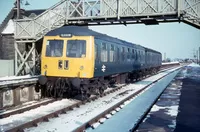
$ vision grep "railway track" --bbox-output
[0,65,177,118]
[0,65,182,132]
[73,67,181,132]
[0,64,177,112]
[0,99,55,119]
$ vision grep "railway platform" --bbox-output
[137,63,200,132]
[174,69,200,132]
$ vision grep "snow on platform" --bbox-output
[182,63,200,81]
[137,72,183,132]
[0,75,38,81]
[21,67,181,132]
[162,61,180,65]
[0,75,38,87]
[174,64,200,132]
[136,64,200,132]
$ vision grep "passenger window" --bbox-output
[135,50,138,61]
[117,47,120,62]
[138,51,140,61]
[122,47,125,61]
[66,40,86,58]
[46,40,63,57]
[127,48,130,60]
[110,44,115,62]
[131,49,134,60]
[101,42,108,62]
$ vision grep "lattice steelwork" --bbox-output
[14,0,200,75]
[182,0,200,28]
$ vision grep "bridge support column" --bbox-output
[178,0,182,18]
[14,41,37,76]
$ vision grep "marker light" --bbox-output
[80,66,84,70]
[43,65,48,69]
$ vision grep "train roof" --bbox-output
[144,47,161,54]
[46,26,160,54]
[46,26,141,48]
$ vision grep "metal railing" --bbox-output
[14,0,200,41]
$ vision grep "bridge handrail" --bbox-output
[14,0,200,41]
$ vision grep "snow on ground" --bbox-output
[0,99,78,131]
[0,99,52,115]
[24,84,148,132]
[188,63,200,67]
[24,67,181,132]
[0,66,181,132]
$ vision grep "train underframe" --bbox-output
[36,67,160,100]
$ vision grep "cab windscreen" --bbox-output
[46,40,64,57]
[66,40,86,58]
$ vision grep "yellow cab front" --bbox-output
[41,34,95,78]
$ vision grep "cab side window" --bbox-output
[95,44,99,61]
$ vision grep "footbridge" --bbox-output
[14,0,200,75]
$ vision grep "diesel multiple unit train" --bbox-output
[38,26,162,99]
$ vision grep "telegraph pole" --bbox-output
[199,47,200,65]
[197,50,199,64]
[164,52,166,62]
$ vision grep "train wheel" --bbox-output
[55,79,66,98]
[75,86,89,101]
[99,87,104,95]
[46,81,54,97]
[35,83,40,93]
